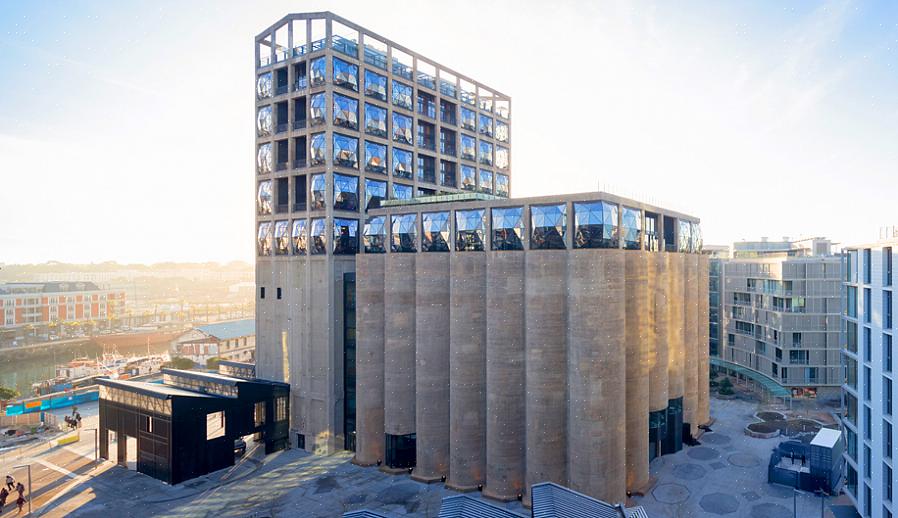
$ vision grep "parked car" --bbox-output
[234,438,246,457]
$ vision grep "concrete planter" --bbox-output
[744,424,781,439]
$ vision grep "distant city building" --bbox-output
[841,238,897,518]
[715,237,841,400]
[705,245,729,358]
[171,319,255,365]
[0,282,125,330]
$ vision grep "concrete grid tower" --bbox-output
[253,12,511,454]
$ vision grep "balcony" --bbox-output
[293,158,307,169]
[294,77,308,92]
[293,119,307,130]
[275,162,287,172]
[440,80,457,99]
[293,201,307,212]
[275,84,289,96]
[276,204,288,214]
[275,123,288,134]
[417,72,435,90]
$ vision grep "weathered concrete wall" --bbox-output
[484,252,526,501]
[667,253,685,400]
[448,253,487,490]
[649,253,669,412]
[683,254,699,433]
[412,253,450,482]
[384,254,416,438]
[354,254,384,465]
[567,250,626,505]
[625,252,650,491]
[524,250,568,503]
[697,255,711,426]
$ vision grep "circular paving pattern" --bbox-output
[687,446,721,461]
[728,452,761,467]
[699,492,740,515]
[652,483,691,504]
[750,502,792,518]
[673,463,707,481]
[701,433,732,445]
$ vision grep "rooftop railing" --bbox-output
[332,35,358,58]
[363,45,388,70]
[440,80,457,98]
[417,72,435,90]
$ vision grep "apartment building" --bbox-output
[0,282,125,331]
[842,237,897,518]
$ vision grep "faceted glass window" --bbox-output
[274,220,290,255]
[479,141,493,166]
[460,165,476,191]
[531,204,567,249]
[257,106,272,136]
[257,222,272,256]
[678,220,693,253]
[364,216,387,253]
[364,103,387,137]
[333,94,359,130]
[479,170,493,194]
[392,112,413,145]
[257,181,272,215]
[256,72,272,99]
[310,93,326,126]
[309,133,326,166]
[310,173,326,210]
[310,218,327,255]
[333,57,358,91]
[460,134,476,161]
[291,219,307,255]
[392,148,413,179]
[496,174,509,197]
[496,120,509,142]
[333,173,359,211]
[365,141,387,174]
[460,107,476,131]
[333,133,358,169]
[365,178,387,210]
[496,146,509,170]
[691,222,703,253]
[257,143,272,173]
[393,183,412,200]
[422,211,450,252]
[310,57,326,86]
[455,209,485,251]
[573,201,619,249]
[491,207,524,251]
[392,81,413,110]
[364,70,387,101]
[391,214,418,253]
[621,206,642,250]
[478,114,493,137]
[333,218,359,255]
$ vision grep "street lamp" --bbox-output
[12,463,31,516]
[84,428,99,465]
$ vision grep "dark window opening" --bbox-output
[260,287,265,299]
[343,273,356,451]
[276,101,288,133]
[645,212,660,251]
[276,287,282,300]
[293,62,307,91]
[276,139,288,170]
[440,128,456,156]
[293,97,307,130]
[293,175,307,211]
[416,90,436,119]
[276,177,289,213]
[440,99,456,125]
[294,136,307,168]
[417,121,435,150]
[384,433,416,469]
[417,155,436,184]
[275,67,288,95]
[440,160,456,187]
[663,216,677,252]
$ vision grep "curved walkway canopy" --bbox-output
[710,358,792,400]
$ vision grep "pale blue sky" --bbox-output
[1,0,896,263]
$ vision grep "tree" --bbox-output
[718,376,734,395]
[206,357,222,371]
[163,357,195,370]
[0,386,19,401]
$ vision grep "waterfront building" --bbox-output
[841,235,898,518]
[714,237,842,400]
[705,244,729,358]
[171,319,256,365]
[0,282,125,334]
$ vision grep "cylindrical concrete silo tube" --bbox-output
[683,254,700,436]
[354,254,385,466]
[625,251,651,492]
[667,253,685,401]
[383,253,416,469]
[649,253,669,413]
[697,255,712,427]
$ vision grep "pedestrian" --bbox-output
[5,475,13,491]
[75,412,82,428]
[0,487,9,509]
[15,493,25,514]
[15,482,23,497]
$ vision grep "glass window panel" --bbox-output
[257,222,272,256]
[393,183,412,200]
[460,107,476,131]
[496,174,509,197]
[455,209,485,251]
[364,103,387,137]
[573,201,619,249]
[479,169,493,194]
[309,133,326,166]
[392,81,413,110]
[496,120,509,142]
[478,113,493,137]
[496,146,509,170]
[440,160,457,188]
[310,57,326,86]
[291,219,307,255]
[531,204,567,249]
[621,206,642,250]
[256,105,272,136]
[479,141,493,166]
[364,70,388,101]
[257,181,272,215]
[332,57,358,91]
[274,220,290,255]
[491,207,524,251]
[460,165,476,191]
[333,173,359,211]
[310,173,326,210]
[333,218,359,255]
[678,220,693,253]
[391,213,418,253]
[364,216,387,253]
[460,134,476,161]
[310,218,327,254]
[333,94,359,130]
[392,148,413,179]
[256,72,272,99]
[333,133,359,169]
[364,178,387,210]
[257,143,272,173]
[691,222,703,253]
[310,92,326,126]
[422,211,450,252]
[365,141,387,174]
[392,112,413,145]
